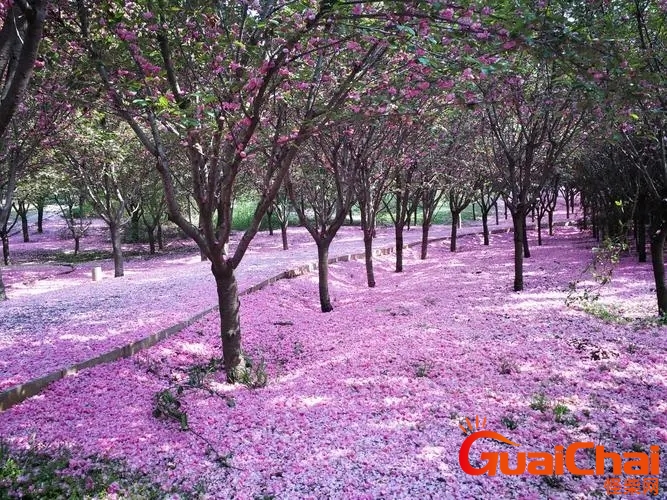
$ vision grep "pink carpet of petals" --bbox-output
[1,216,427,391]
[1,225,665,499]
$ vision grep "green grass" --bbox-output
[210,196,502,232]
[374,201,482,227]
[0,440,170,499]
[579,302,629,325]
[231,198,300,232]
[530,392,549,412]
[49,250,111,265]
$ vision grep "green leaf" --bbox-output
[397,25,416,36]
[157,95,169,109]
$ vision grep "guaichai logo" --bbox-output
[458,416,660,477]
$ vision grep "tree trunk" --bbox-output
[522,217,530,258]
[20,212,29,243]
[147,227,156,254]
[317,241,333,312]
[450,212,459,252]
[348,208,353,225]
[157,223,164,250]
[36,202,44,233]
[363,233,375,287]
[548,211,554,236]
[199,212,207,261]
[638,222,647,263]
[213,265,244,381]
[565,191,570,219]
[1,234,9,265]
[511,211,525,291]
[504,203,508,220]
[421,219,430,259]
[360,201,376,287]
[110,224,124,277]
[395,222,404,272]
[637,194,647,263]
[130,211,141,242]
[472,203,476,221]
[482,211,489,246]
[0,266,5,301]
[494,202,499,225]
[650,223,667,316]
[74,236,80,256]
[267,210,274,236]
[280,221,288,250]
[537,215,543,246]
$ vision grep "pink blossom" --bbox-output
[440,8,454,21]
[462,67,474,80]
[116,28,137,42]
[244,77,263,92]
[221,101,240,111]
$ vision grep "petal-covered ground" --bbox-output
[1,226,664,499]
[2,213,464,391]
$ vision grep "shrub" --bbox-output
[530,392,549,412]
[501,415,519,430]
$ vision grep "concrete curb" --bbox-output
[0,220,536,411]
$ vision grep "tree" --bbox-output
[57,114,145,277]
[139,170,167,254]
[481,60,585,291]
[383,128,423,273]
[12,197,30,243]
[473,169,500,247]
[0,207,17,265]
[351,117,397,286]
[16,167,56,235]
[585,1,667,315]
[272,185,291,251]
[287,127,358,312]
[424,111,477,255]
[0,82,67,284]
[535,175,559,246]
[499,0,667,313]
[447,184,473,253]
[53,181,89,255]
[0,0,62,299]
[68,0,408,379]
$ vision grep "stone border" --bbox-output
[0,222,525,411]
